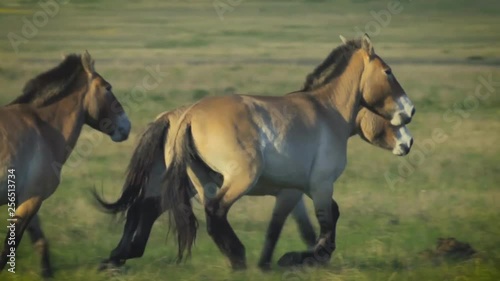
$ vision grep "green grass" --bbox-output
[0,0,499,280]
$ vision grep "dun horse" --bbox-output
[0,52,131,277]
[95,102,412,270]
[161,34,414,268]
[96,34,415,269]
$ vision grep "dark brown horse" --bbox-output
[0,51,131,277]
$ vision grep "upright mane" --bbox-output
[301,39,362,91]
[9,54,84,107]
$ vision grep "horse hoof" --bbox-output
[98,260,110,271]
[278,250,332,267]
[41,268,54,279]
[231,264,247,271]
[277,252,304,267]
[231,260,247,271]
[257,262,272,272]
[98,259,125,271]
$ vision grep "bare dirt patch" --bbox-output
[420,237,477,264]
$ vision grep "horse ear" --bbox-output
[361,33,374,56]
[82,50,95,74]
[339,35,347,44]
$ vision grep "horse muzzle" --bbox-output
[110,113,131,142]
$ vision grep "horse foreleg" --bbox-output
[27,214,52,278]
[291,196,317,248]
[98,200,141,270]
[99,197,162,270]
[258,189,303,270]
[125,197,162,259]
[0,197,43,273]
[278,183,337,267]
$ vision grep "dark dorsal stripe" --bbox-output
[301,39,362,92]
[9,54,84,107]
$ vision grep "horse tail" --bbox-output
[92,116,170,215]
[162,117,199,261]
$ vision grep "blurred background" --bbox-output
[0,0,499,280]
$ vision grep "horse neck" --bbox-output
[311,53,365,137]
[350,107,366,137]
[349,123,359,138]
[36,86,87,161]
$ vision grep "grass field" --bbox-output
[0,0,499,280]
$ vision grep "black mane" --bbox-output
[302,39,362,91]
[9,54,84,106]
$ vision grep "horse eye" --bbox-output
[105,85,112,91]
[384,69,392,76]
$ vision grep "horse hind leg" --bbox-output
[192,157,261,270]
[205,198,246,270]
[27,214,52,278]
[0,197,43,273]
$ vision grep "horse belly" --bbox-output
[253,150,312,195]
[248,177,303,196]
[17,141,59,202]
[0,151,23,206]
[0,117,57,204]
[0,179,20,206]
[0,167,26,206]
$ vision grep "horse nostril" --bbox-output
[402,114,411,125]
[409,138,414,147]
[411,107,416,117]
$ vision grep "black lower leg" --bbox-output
[328,199,340,252]
[127,198,162,258]
[292,211,316,248]
[205,203,246,270]
[100,202,142,270]
[101,198,162,270]
[258,215,286,269]
[309,199,339,264]
[277,199,339,267]
[27,217,52,278]
[1,216,31,271]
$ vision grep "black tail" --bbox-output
[92,118,169,215]
[162,121,199,261]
